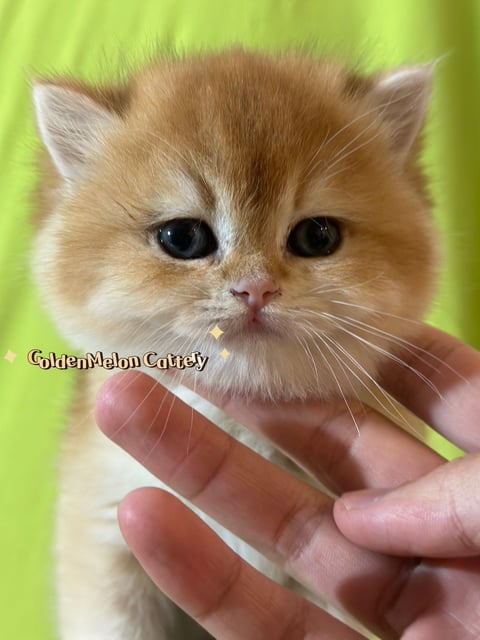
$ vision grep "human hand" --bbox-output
[95,326,480,639]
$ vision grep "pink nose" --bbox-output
[230,278,280,310]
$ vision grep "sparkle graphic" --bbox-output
[4,350,17,363]
[209,325,224,340]
[220,348,230,360]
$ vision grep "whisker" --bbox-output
[186,371,198,456]
[322,312,443,375]
[305,273,385,298]
[302,326,361,435]
[325,319,445,400]
[328,302,468,386]
[320,331,419,434]
[142,384,179,463]
[337,313,468,384]
[298,306,449,418]
[295,333,321,389]
[304,100,389,180]
[331,300,424,326]
[304,87,419,182]
[307,328,365,408]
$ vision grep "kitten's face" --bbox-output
[33,50,437,399]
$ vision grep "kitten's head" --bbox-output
[33,49,437,400]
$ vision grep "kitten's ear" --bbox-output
[371,65,433,161]
[33,83,118,181]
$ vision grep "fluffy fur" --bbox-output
[32,49,437,639]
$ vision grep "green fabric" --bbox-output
[0,1,479,638]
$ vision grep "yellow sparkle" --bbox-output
[4,350,17,363]
[209,325,224,340]
[220,348,230,360]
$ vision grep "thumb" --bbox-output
[333,453,480,558]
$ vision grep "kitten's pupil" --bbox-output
[287,217,341,257]
[157,218,217,259]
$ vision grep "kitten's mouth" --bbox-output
[226,310,282,339]
[245,312,270,332]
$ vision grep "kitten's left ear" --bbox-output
[33,82,119,182]
[371,65,433,162]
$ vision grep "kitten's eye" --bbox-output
[156,218,217,259]
[287,217,341,257]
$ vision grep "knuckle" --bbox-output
[276,600,309,640]
[303,402,373,493]
[195,554,243,624]
[271,498,330,569]
[448,490,479,554]
[175,432,236,503]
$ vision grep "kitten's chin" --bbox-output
[171,338,377,403]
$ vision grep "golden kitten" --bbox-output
[32,49,436,639]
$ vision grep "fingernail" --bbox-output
[340,488,388,510]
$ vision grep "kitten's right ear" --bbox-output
[33,83,118,181]
[370,65,433,162]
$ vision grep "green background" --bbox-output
[1,1,479,638]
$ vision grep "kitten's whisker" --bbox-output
[306,92,406,181]
[327,320,444,400]
[105,370,160,441]
[323,128,384,180]
[329,301,468,385]
[142,384,179,463]
[302,325,361,435]
[119,322,207,457]
[304,99,390,179]
[320,331,419,434]
[316,161,359,186]
[299,307,447,407]
[330,300,424,326]
[120,297,201,350]
[326,114,382,164]
[337,313,468,384]
[137,372,177,446]
[305,272,385,297]
[295,333,321,389]
[302,125,333,179]
[322,311,443,375]
[307,83,426,183]
[304,325,364,407]
[186,371,199,456]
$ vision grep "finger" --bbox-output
[175,359,445,495]
[119,488,364,640]
[217,393,443,495]
[96,371,406,637]
[334,453,480,557]
[378,325,480,452]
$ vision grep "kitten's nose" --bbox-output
[230,278,280,310]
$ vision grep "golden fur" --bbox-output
[32,49,437,639]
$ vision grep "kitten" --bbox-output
[32,48,437,639]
